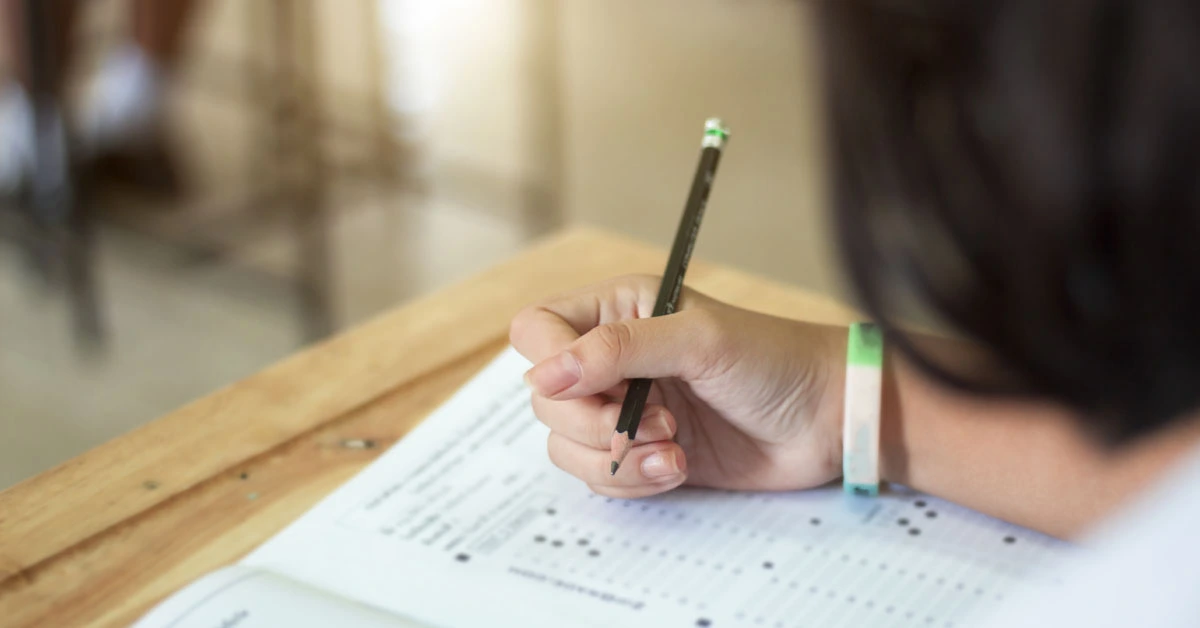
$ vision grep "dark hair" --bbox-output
[818,0,1200,444]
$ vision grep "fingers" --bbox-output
[511,275,724,499]
[547,432,687,498]
[531,396,676,449]
[532,392,681,499]
[524,308,728,400]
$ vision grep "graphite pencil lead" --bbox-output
[609,430,634,476]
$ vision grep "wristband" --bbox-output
[843,322,883,496]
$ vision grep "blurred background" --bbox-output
[0,0,839,489]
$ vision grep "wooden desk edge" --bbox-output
[0,226,651,579]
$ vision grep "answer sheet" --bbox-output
[246,349,1069,628]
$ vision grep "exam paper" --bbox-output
[245,348,1068,628]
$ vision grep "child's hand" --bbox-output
[510,275,847,498]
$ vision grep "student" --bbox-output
[511,1,1200,624]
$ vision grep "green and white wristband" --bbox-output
[843,323,883,496]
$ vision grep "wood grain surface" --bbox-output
[0,228,856,627]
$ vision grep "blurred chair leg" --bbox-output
[63,169,103,348]
[273,0,334,342]
[23,0,105,350]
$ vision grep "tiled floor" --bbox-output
[0,185,539,489]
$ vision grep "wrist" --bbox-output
[877,347,908,485]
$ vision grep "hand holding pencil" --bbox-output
[512,120,850,497]
[512,274,850,498]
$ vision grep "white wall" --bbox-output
[559,0,842,297]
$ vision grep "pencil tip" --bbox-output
[610,461,620,476]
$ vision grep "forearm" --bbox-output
[879,356,1200,539]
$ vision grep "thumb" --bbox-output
[523,309,726,400]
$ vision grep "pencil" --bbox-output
[610,117,730,475]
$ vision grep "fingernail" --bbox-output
[641,451,679,479]
[524,351,582,397]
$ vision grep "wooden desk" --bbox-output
[0,228,856,627]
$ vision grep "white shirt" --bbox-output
[977,445,1200,626]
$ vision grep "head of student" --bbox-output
[817,0,1200,445]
